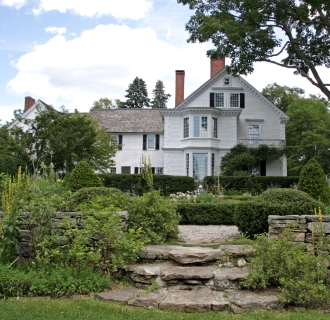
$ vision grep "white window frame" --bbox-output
[215,93,224,107]
[110,135,119,146]
[109,167,116,174]
[194,116,208,137]
[147,134,155,150]
[224,77,231,86]
[230,93,240,108]
[155,167,163,175]
[183,117,189,138]
[248,124,260,146]
[212,117,218,138]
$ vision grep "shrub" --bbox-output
[298,158,330,204]
[234,189,324,237]
[68,187,132,211]
[0,154,26,177]
[66,161,102,192]
[178,203,235,225]
[128,190,180,244]
[242,229,330,308]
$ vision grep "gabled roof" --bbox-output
[7,99,55,129]
[90,109,164,133]
[175,68,289,120]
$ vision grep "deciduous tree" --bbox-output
[178,0,330,99]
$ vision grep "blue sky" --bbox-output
[0,0,328,124]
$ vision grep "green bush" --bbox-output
[100,174,195,195]
[178,203,235,225]
[242,230,330,308]
[68,187,132,211]
[0,154,26,177]
[204,176,300,193]
[234,191,325,238]
[128,190,180,244]
[67,161,102,192]
[298,158,330,204]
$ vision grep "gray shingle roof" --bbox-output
[90,109,164,133]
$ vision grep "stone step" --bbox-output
[139,244,253,265]
[96,287,279,314]
[126,264,249,290]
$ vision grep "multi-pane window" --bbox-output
[215,93,224,107]
[224,78,230,85]
[110,135,119,146]
[186,153,189,176]
[194,116,208,137]
[109,167,116,174]
[183,117,189,138]
[230,93,240,107]
[211,153,215,176]
[155,167,163,175]
[212,117,218,138]
[249,125,260,145]
[147,135,155,150]
[193,153,208,180]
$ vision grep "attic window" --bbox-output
[224,78,231,86]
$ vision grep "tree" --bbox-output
[151,80,171,108]
[262,83,305,113]
[286,97,330,175]
[178,0,330,100]
[90,98,115,110]
[24,109,117,173]
[125,77,150,108]
[298,158,330,204]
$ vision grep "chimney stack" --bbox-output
[175,70,185,107]
[24,96,35,112]
[210,57,225,78]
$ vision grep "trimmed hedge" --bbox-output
[234,199,325,238]
[204,176,300,192]
[0,154,26,176]
[99,174,195,195]
[178,203,235,225]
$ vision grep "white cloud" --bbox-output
[7,24,211,113]
[33,0,153,19]
[0,105,15,125]
[0,0,26,8]
[45,27,67,35]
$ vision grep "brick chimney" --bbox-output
[175,70,185,107]
[24,96,35,112]
[210,57,225,78]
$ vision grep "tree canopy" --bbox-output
[151,80,171,108]
[286,96,330,175]
[178,0,330,100]
[262,83,305,113]
[90,98,126,110]
[125,77,150,108]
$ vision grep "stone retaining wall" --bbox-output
[268,215,330,243]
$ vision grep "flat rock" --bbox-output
[139,245,179,260]
[307,222,330,234]
[213,268,249,290]
[127,264,161,276]
[226,289,279,314]
[219,245,254,257]
[306,215,330,222]
[168,246,223,264]
[159,288,229,313]
[128,288,167,309]
[95,288,143,303]
[160,266,215,281]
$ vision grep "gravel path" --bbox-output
[178,225,240,244]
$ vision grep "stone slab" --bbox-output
[213,268,249,290]
[218,245,254,257]
[128,288,167,309]
[95,288,143,303]
[139,245,179,260]
[306,215,330,222]
[127,265,161,276]
[160,266,216,281]
[226,289,279,314]
[159,288,229,313]
[168,247,223,264]
[307,222,330,234]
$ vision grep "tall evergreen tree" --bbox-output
[125,77,150,108]
[151,80,171,108]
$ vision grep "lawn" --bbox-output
[0,298,329,320]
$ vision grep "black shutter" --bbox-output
[143,135,147,150]
[155,134,159,150]
[260,160,266,176]
[240,93,245,108]
[152,167,155,174]
[210,92,215,107]
[134,167,138,174]
[118,135,122,150]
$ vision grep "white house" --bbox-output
[91,58,289,179]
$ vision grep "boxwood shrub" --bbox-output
[204,176,300,192]
[99,174,195,195]
[178,203,235,225]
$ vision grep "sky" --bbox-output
[0,0,329,125]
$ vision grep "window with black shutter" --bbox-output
[240,93,245,108]
[143,135,147,150]
[118,135,122,150]
[155,134,159,150]
[210,92,215,107]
